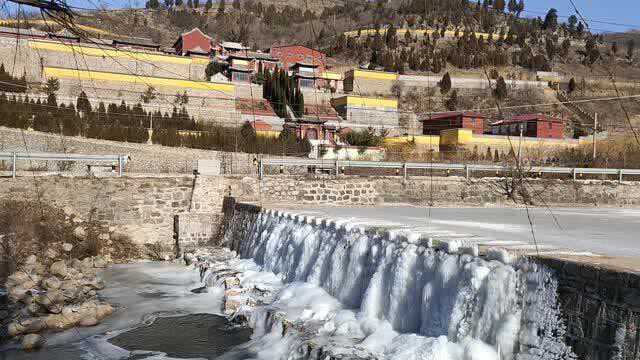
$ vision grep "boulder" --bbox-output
[62,243,73,252]
[6,271,30,288]
[95,303,113,320]
[74,226,86,238]
[45,247,59,260]
[8,286,30,302]
[8,321,26,336]
[50,261,68,278]
[44,313,76,331]
[25,255,37,266]
[78,317,98,327]
[93,256,107,268]
[43,276,62,291]
[26,302,45,316]
[22,334,43,351]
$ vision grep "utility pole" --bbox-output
[592,112,598,160]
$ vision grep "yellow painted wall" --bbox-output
[384,135,440,146]
[43,66,235,96]
[319,71,342,80]
[30,40,207,66]
[439,128,579,152]
[350,69,398,81]
[332,95,398,109]
[256,130,281,138]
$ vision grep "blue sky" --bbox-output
[4,0,640,33]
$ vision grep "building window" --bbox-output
[299,78,315,88]
[233,72,249,82]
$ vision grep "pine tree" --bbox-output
[627,39,635,61]
[494,76,508,101]
[439,72,452,94]
[217,0,225,15]
[194,0,199,7]
[516,0,524,17]
[543,8,558,31]
[568,77,576,93]
[444,90,458,111]
[187,0,193,8]
[205,0,213,11]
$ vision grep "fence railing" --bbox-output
[259,158,640,182]
[0,152,129,178]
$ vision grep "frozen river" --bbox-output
[275,206,640,258]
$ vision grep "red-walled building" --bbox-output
[420,112,485,135]
[490,114,565,139]
[173,28,212,56]
[269,45,327,72]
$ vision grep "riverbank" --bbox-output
[2,261,230,359]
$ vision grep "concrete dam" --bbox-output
[198,199,628,360]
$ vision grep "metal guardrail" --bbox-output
[0,152,130,178]
[259,159,640,182]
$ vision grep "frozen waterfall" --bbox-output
[219,208,575,360]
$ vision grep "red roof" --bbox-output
[249,120,273,132]
[421,111,486,122]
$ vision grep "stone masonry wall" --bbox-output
[234,175,640,207]
[0,176,198,247]
[539,257,640,360]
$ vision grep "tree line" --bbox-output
[0,90,310,156]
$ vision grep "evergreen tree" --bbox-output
[187,0,193,8]
[444,89,458,110]
[205,0,213,12]
[217,0,225,15]
[194,0,199,7]
[516,0,524,17]
[543,8,558,31]
[493,76,508,101]
[627,39,635,61]
[439,72,452,94]
[568,77,576,93]
[507,0,517,13]
[146,0,161,9]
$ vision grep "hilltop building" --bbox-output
[420,112,486,135]
[491,114,564,139]
[173,28,212,56]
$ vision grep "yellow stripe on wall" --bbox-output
[333,96,398,109]
[353,69,398,81]
[30,40,207,66]
[43,67,234,95]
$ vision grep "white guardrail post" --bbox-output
[403,163,407,180]
[12,152,16,178]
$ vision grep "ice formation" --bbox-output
[216,209,575,360]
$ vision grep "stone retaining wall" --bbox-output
[539,257,640,360]
[234,176,640,207]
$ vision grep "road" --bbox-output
[276,206,640,259]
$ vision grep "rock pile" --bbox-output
[5,252,113,351]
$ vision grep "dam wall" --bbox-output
[221,198,640,360]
